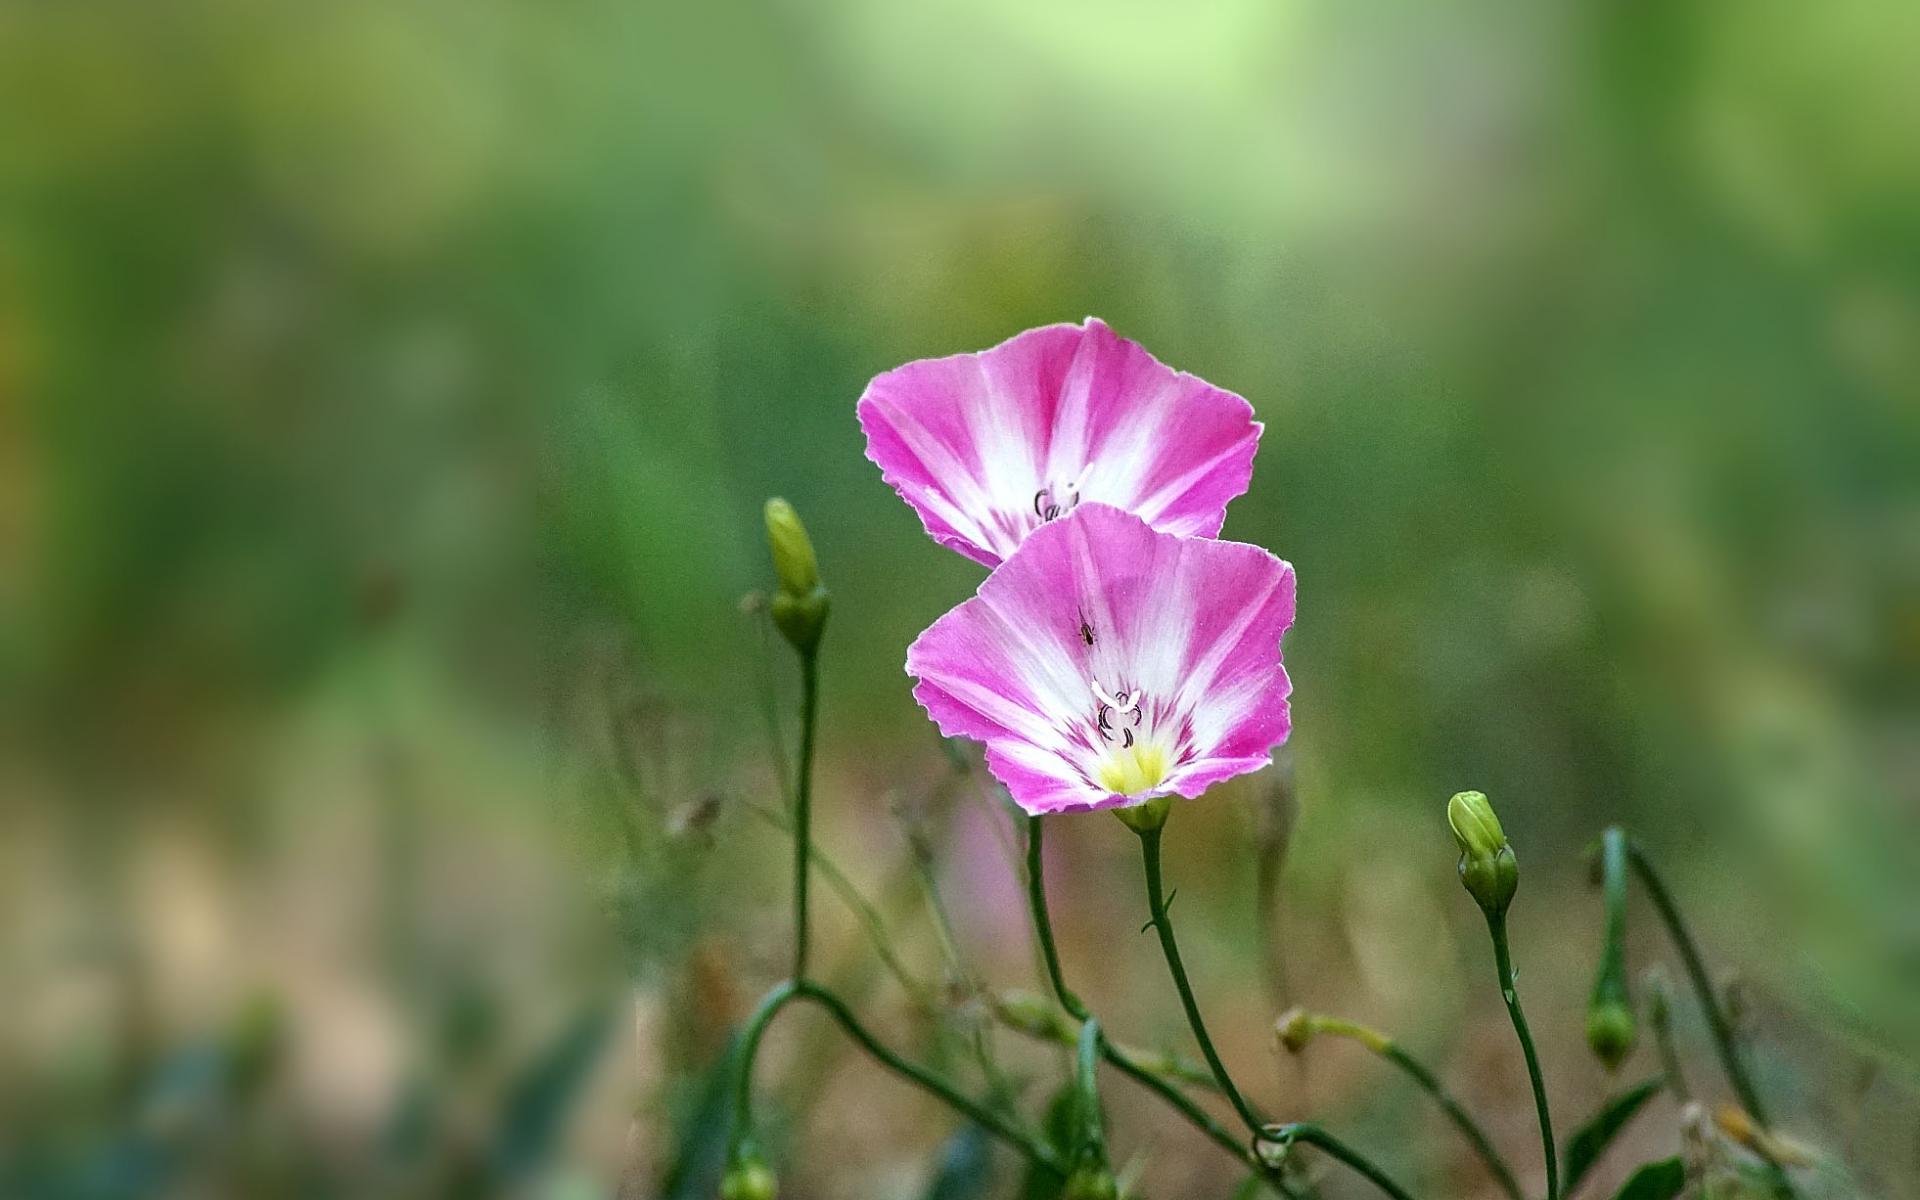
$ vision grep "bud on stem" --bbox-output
[720,1143,778,1200]
[1586,828,1637,1070]
[764,498,829,654]
[1447,791,1518,917]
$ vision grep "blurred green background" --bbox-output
[3,0,1918,1196]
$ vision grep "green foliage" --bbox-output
[1563,1077,1665,1196]
[1613,1157,1687,1200]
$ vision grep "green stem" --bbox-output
[746,801,935,1012]
[1026,816,1089,1022]
[1624,839,1762,1122]
[1486,914,1557,1200]
[1288,1014,1513,1200]
[1381,1044,1523,1200]
[1023,818,1278,1186]
[792,649,820,979]
[1626,838,1797,1200]
[1590,829,1633,1038]
[1265,1123,1420,1200]
[730,979,1061,1172]
[1137,824,1266,1136]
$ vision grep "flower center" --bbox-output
[1032,480,1081,523]
[1089,678,1167,796]
[1095,740,1168,796]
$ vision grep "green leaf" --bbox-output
[1019,1086,1078,1200]
[658,1036,740,1200]
[489,1005,613,1184]
[1563,1076,1663,1195]
[1613,1157,1686,1200]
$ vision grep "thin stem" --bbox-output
[1626,838,1798,1200]
[1021,818,1278,1186]
[1382,1044,1524,1200]
[791,649,820,979]
[1026,816,1089,1022]
[745,801,935,1012]
[1288,1014,1517,1200]
[1266,1123,1419,1200]
[1487,914,1558,1200]
[730,980,1062,1173]
[1623,839,1764,1123]
[1137,825,1266,1136]
[1590,829,1633,1037]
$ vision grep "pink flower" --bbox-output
[858,318,1262,567]
[906,504,1295,815]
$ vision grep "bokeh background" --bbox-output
[3,0,1917,1196]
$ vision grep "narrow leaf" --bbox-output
[1613,1157,1685,1200]
[1563,1076,1663,1195]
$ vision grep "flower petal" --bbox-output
[906,503,1295,815]
[859,318,1262,566]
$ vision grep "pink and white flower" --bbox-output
[858,318,1262,567]
[906,503,1295,815]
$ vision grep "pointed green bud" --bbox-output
[763,498,828,653]
[763,499,818,595]
[1113,794,1172,834]
[993,990,1069,1042]
[719,1148,778,1200]
[1447,790,1518,916]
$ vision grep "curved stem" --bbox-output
[1026,816,1089,1022]
[791,650,821,978]
[730,980,1062,1172]
[1626,838,1798,1200]
[1137,825,1265,1136]
[1486,914,1558,1200]
[1267,1123,1420,1200]
[746,801,935,1012]
[1022,818,1278,1185]
[1382,1044,1523,1200]
[1623,839,1763,1123]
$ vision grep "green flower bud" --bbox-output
[1447,790,1518,916]
[993,990,1069,1042]
[1584,826,1636,1069]
[1062,1167,1119,1200]
[1586,1000,1637,1070]
[719,1151,778,1200]
[763,498,828,653]
[763,499,819,595]
[1113,794,1172,834]
[1274,1006,1315,1055]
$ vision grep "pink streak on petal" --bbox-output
[859,318,1262,565]
[905,502,1295,815]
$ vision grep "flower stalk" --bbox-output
[1276,1008,1521,1200]
[1586,828,1637,1070]
[1134,817,1266,1137]
[728,979,1064,1176]
[1258,1123,1420,1200]
[1023,817,1265,1175]
[1449,792,1556,1200]
[1625,835,1799,1200]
